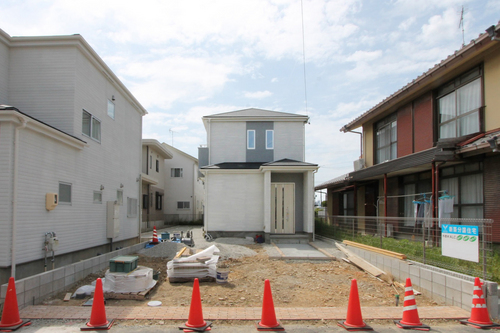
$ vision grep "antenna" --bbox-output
[169,128,177,147]
[459,6,465,47]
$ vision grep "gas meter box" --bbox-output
[46,193,58,211]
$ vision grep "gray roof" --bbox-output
[203,108,307,119]
[262,158,318,167]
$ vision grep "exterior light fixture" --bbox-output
[487,136,498,152]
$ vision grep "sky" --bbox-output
[2,0,500,186]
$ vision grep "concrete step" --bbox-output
[270,234,310,244]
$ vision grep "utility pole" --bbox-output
[169,128,177,147]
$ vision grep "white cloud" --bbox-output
[244,90,273,99]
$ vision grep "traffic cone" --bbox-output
[0,277,31,331]
[256,279,284,331]
[394,278,430,331]
[460,277,500,329]
[81,278,114,331]
[337,279,372,331]
[178,278,212,332]
[151,226,159,244]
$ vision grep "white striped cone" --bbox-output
[152,226,159,243]
[459,277,500,328]
[394,278,430,330]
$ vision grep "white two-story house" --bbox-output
[0,29,146,284]
[199,108,318,242]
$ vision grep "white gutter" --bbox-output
[12,116,27,278]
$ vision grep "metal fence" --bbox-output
[316,215,494,280]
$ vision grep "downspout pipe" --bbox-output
[12,116,28,278]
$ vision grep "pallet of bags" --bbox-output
[167,245,220,283]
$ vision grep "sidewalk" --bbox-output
[20,305,469,321]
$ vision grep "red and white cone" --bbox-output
[460,277,500,329]
[394,278,430,331]
[151,226,159,244]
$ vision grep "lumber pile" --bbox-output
[342,240,407,260]
[167,245,219,283]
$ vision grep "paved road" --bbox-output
[18,319,484,332]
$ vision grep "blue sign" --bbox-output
[441,224,478,236]
[441,224,479,262]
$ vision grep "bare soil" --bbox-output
[47,244,441,308]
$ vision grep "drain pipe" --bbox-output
[346,130,363,158]
[12,115,27,278]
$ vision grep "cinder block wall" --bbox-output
[0,242,147,310]
[346,245,499,318]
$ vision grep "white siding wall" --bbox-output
[73,51,142,245]
[8,47,76,135]
[0,123,14,266]
[205,172,264,231]
[0,39,9,104]
[164,152,196,217]
[209,121,246,164]
[274,121,304,161]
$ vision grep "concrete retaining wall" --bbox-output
[345,244,499,318]
[0,242,147,310]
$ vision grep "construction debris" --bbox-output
[336,242,391,283]
[167,245,220,283]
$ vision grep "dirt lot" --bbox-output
[47,243,441,308]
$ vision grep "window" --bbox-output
[156,159,159,172]
[149,155,152,169]
[155,192,163,210]
[177,201,190,209]
[171,168,183,177]
[266,130,274,149]
[107,99,115,119]
[440,162,483,219]
[247,130,255,149]
[375,114,397,164]
[117,190,123,205]
[142,194,149,209]
[438,67,482,139]
[59,182,72,204]
[342,192,354,216]
[82,110,101,142]
[93,191,102,204]
[127,197,138,217]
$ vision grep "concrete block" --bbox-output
[83,259,93,270]
[433,282,446,298]
[53,268,65,280]
[64,275,75,288]
[52,278,65,293]
[65,264,75,276]
[75,270,84,282]
[39,271,54,286]
[24,275,40,291]
[419,278,433,295]
[409,274,420,288]
[399,262,410,279]
[420,268,432,282]
[432,271,446,285]
[409,265,420,278]
[39,282,53,298]
[376,254,384,266]
[74,261,84,273]
[446,275,462,291]
[23,286,40,306]
[83,268,92,278]
[461,280,474,295]
[99,255,107,264]
[1,283,7,299]
[91,257,99,268]
[446,287,463,307]
[13,279,25,295]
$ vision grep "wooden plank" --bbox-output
[63,293,72,302]
[174,247,188,259]
[342,240,407,260]
[347,255,385,277]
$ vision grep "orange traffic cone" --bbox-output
[256,279,284,331]
[460,277,500,329]
[337,279,372,331]
[0,277,31,330]
[151,226,159,244]
[394,278,430,331]
[178,278,212,332]
[81,278,114,331]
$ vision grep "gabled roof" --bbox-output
[161,143,198,162]
[142,139,173,159]
[315,173,349,190]
[262,158,318,167]
[340,22,500,132]
[204,108,307,119]
[201,162,263,170]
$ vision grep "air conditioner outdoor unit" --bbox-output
[353,158,365,171]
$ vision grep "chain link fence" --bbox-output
[316,215,494,281]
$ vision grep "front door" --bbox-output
[271,183,295,234]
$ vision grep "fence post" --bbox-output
[483,222,487,281]
[422,220,426,264]
[380,219,383,248]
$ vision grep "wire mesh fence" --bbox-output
[315,215,494,281]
